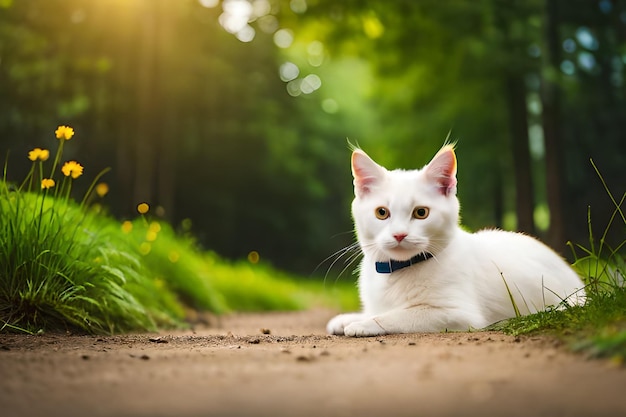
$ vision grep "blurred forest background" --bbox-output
[1,0,624,274]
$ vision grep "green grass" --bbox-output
[492,163,626,363]
[122,217,359,314]
[0,190,182,333]
[0,126,358,335]
[489,288,626,359]
[0,188,358,334]
[0,189,358,334]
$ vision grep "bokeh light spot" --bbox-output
[280,61,300,82]
[322,98,339,114]
[252,0,271,17]
[527,44,541,58]
[121,221,133,234]
[560,60,576,75]
[274,29,294,48]
[236,24,255,42]
[562,38,576,53]
[149,221,161,233]
[219,0,252,34]
[577,51,596,72]
[139,242,151,255]
[307,40,324,66]
[286,79,302,96]
[199,0,219,7]
[169,251,180,263]
[575,27,599,51]
[257,15,278,33]
[300,74,321,94]
[290,0,307,14]
[363,14,384,39]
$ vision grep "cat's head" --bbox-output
[351,145,460,262]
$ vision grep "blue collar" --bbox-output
[375,252,433,274]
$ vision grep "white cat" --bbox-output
[327,144,586,337]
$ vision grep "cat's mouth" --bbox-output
[384,244,425,262]
[377,237,430,261]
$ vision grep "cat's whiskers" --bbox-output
[422,239,449,265]
[338,241,364,268]
[358,241,384,256]
[318,241,364,284]
[336,249,363,281]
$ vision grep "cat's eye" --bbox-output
[375,206,390,220]
[413,207,429,219]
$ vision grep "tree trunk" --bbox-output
[133,0,160,210]
[155,1,176,221]
[506,75,536,235]
[541,0,567,252]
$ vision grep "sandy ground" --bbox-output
[1,309,625,417]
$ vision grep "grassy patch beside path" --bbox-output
[0,190,358,334]
[1,126,358,335]
[493,176,625,363]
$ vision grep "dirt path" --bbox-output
[1,309,625,417]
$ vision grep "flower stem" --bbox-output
[50,139,65,179]
[80,167,111,208]
[19,164,35,192]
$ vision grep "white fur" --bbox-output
[327,146,586,337]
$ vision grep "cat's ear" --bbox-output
[425,144,457,196]
[352,149,386,197]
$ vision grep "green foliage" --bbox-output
[0,126,358,335]
[0,127,182,333]
[492,174,626,363]
[122,218,228,313]
[123,217,359,314]
[0,189,182,334]
[145,218,359,312]
[0,185,358,334]
[492,288,626,362]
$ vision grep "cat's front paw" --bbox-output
[344,319,387,337]
[326,313,367,335]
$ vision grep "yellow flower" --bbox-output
[168,251,180,263]
[95,182,109,197]
[137,203,149,214]
[61,161,83,179]
[28,148,50,161]
[55,125,75,140]
[248,251,260,264]
[146,230,158,242]
[149,221,161,233]
[139,242,151,255]
[41,178,56,189]
[121,221,133,234]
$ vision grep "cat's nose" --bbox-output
[393,233,407,242]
